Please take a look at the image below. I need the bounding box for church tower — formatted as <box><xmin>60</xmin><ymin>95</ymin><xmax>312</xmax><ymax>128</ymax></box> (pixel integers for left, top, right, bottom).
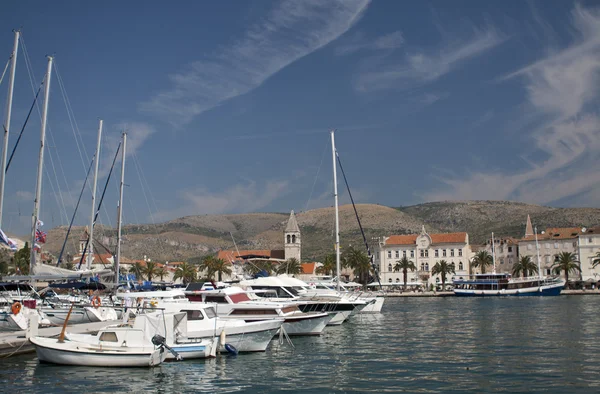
<box><xmin>284</xmin><ymin>210</ymin><xmax>301</xmax><ymax>262</ymax></box>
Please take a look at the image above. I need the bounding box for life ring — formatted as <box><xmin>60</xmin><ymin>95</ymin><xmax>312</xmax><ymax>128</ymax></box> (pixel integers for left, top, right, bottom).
<box><xmin>91</xmin><ymin>296</ymin><xmax>102</xmax><ymax>308</ymax></box>
<box><xmin>11</xmin><ymin>302</ymin><xmax>21</xmax><ymax>315</ymax></box>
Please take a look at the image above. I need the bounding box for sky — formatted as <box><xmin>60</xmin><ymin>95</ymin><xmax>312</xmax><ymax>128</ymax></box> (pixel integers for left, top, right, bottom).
<box><xmin>1</xmin><ymin>0</ymin><xmax>600</xmax><ymax>235</ymax></box>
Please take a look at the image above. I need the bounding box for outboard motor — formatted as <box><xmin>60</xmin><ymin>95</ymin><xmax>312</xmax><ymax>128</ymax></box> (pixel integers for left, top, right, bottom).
<box><xmin>151</xmin><ymin>334</ymin><xmax>183</xmax><ymax>361</ymax></box>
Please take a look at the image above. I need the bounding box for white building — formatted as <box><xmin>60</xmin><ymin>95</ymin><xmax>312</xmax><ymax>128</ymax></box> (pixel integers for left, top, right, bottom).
<box><xmin>483</xmin><ymin>236</ymin><xmax>519</xmax><ymax>274</ymax></box>
<box><xmin>374</xmin><ymin>226</ymin><xmax>471</xmax><ymax>289</ymax></box>
<box><xmin>573</xmin><ymin>228</ymin><xmax>600</xmax><ymax>282</ymax></box>
<box><xmin>519</xmin><ymin>226</ymin><xmax>581</xmax><ymax>278</ymax></box>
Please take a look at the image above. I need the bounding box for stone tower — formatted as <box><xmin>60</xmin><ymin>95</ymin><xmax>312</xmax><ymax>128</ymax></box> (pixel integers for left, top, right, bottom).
<box><xmin>525</xmin><ymin>215</ymin><xmax>534</xmax><ymax>237</ymax></box>
<box><xmin>284</xmin><ymin>210</ymin><xmax>301</xmax><ymax>262</ymax></box>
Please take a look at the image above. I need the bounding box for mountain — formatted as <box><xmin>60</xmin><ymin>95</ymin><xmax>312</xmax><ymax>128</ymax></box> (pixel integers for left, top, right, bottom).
<box><xmin>40</xmin><ymin>201</ymin><xmax>600</xmax><ymax>263</ymax></box>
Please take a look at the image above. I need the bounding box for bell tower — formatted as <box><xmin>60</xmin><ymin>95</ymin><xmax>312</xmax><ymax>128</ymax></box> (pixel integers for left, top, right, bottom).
<box><xmin>284</xmin><ymin>210</ymin><xmax>301</xmax><ymax>261</ymax></box>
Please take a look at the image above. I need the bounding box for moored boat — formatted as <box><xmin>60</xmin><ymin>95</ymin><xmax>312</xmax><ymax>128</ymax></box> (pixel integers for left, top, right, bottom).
<box><xmin>453</xmin><ymin>273</ymin><xmax>565</xmax><ymax>296</ymax></box>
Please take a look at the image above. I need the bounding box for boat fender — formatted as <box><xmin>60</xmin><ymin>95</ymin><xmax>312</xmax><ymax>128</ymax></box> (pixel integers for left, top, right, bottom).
<box><xmin>91</xmin><ymin>296</ymin><xmax>102</xmax><ymax>308</ymax></box>
<box><xmin>224</xmin><ymin>343</ymin><xmax>238</xmax><ymax>355</ymax></box>
<box><xmin>220</xmin><ymin>330</ymin><xmax>226</xmax><ymax>346</ymax></box>
<box><xmin>11</xmin><ymin>302</ymin><xmax>21</xmax><ymax>315</ymax></box>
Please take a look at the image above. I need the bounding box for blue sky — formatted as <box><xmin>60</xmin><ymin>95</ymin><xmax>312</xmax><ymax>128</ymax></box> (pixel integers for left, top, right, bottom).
<box><xmin>1</xmin><ymin>0</ymin><xmax>600</xmax><ymax>235</ymax></box>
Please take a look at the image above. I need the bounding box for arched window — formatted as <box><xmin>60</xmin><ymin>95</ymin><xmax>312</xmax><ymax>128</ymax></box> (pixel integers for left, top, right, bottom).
<box><xmin>388</xmin><ymin>278</ymin><xmax>392</xmax><ymax>283</ymax></box>
<box><xmin>425</xmin><ymin>263</ymin><xmax>429</xmax><ymax>271</ymax></box>
<box><xmin>292</xmin><ymin>234</ymin><xmax>296</xmax><ymax>243</ymax></box>
<box><xmin>396</xmin><ymin>278</ymin><xmax>400</xmax><ymax>283</ymax></box>
<box><xmin>388</xmin><ymin>264</ymin><xmax>392</xmax><ymax>272</ymax></box>
<box><xmin>459</xmin><ymin>262</ymin><xmax>463</xmax><ymax>270</ymax></box>
<box><xmin>287</xmin><ymin>234</ymin><xmax>291</xmax><ymax>244</ymax></box>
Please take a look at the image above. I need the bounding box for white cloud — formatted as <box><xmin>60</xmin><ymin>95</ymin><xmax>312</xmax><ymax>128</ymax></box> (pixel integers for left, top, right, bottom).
<box><xmin>354</xmin><ymin>27</ymin><xmax>504</xmax><ymax>92</ymax></box>
<box><xmin>101</xmin><ymin>122</ymin><xmax>156</xmax><ymax>178</ymax></box>
<box><xmin>141</xmin><ymin>0</ymin><xmax>370</xmax><ymax>126</ymax></box>
<box><xmin>335</xmin><ymin>31</ymin><xmax>404</xmax><ymax>55</ymax></box>
<box><xmin>423</xmin><ymin>5</ymin><xmax>600</xmax><ymax>207</ymax></box>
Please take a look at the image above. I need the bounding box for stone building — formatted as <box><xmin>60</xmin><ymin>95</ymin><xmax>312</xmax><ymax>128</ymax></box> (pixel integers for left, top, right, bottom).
<box><xmin>374</xmin><ymin>226</ymin><xmax>471</xmax><ymax>288</ymax></box>
<box><xmin>483</xmin><ymin>236</ymin><xmax>519</xmax><ymax>274</ymax></box>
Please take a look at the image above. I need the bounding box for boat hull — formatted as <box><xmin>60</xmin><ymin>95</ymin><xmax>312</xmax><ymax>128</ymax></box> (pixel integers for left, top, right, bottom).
<box><xmin>31</xmin><ymin>337</ymin><xmax>165</xmax><ymax>367</ymax></box>
<box><xmin>360</xmin><ymin>297</ymin><xmax>385</xmax><ymax>313</ymax></box>
<box><xmin>281</xmin><ymin>313</ymin><xmax>333</xmax><ymax>336</ymax></box>
<box><xmin>454</xmin><ymin>283</ymin><xmax>564</xmax><ymax>297</ymax></box>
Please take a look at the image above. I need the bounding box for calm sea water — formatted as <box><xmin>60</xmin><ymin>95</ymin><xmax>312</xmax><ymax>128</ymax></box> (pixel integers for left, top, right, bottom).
<box><xmin>1</xmin><ymin>296</ymin><xmax>599</xmax><ymax>393</ymax></box>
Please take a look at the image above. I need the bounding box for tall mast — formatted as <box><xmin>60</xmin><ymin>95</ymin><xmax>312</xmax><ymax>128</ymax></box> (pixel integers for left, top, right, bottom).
<box><xmin>491</xmin><ymin>232</ymin><xmax>496</xmax><ymax>274</ymax></box>
<box><xmin>30</xmin><ymin>56</ymin><xmax>53</xmax><ymax>273</ymax></box>
<box><xmin>115</xmin><ymin>132</ymin><xmax>126</xmax><ymax>285</ymax></box>
<box><xmin>86</xmin><ymin>119</ymin><xmax>102</xmax><ymax>269</ymax></box>
<box><xmin>331</xmin><ymin>130</ymin><xmax>341</xmax><ymax>292</ymax></box>
<box><xmin>534</xmin><ymin>226</ymin><xmax>542</xmax><ymax>279</ymax></box>
<box><xmin>0</xmin><ymin>30</ymin><xmax>20</xmax><ymax>227</ymax></box>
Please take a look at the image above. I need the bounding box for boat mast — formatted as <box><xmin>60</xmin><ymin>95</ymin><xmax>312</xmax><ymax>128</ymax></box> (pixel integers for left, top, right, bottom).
<box><xmin>534</xmin><ymin>226</ymin><xmax>542</xmax><ymax>279</ymax></box>
<box><xmin>491</xmin><ymin>232</ymin><xmax>496</xmax><ymax>274</ymax></box>
<box><xmin>331</xmin><ymin>130</ymin><xmax>341</xmax><ymax>292</ymax></box>
<box><xmin>0</xmin><ymin>30</ymin><xmax>20</xmax><ymax>227</ymax></box>
<box><xmin>115</xmin><ymin>131</ymin><xmax>126</xmax><ymax>286</ymax></box>
<box><xmin>30</xmin><ymin>56</ymin><xmax>53</xmax><ymax>274</ymax></box>
<box><xmin>86</xmin><ymin>119</ymin><xmax>102</xmax><ymax>270</ymax></box>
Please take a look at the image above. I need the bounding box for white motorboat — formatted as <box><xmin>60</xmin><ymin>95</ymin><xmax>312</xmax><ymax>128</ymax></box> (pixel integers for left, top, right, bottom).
<box><xmin>30</xmin><ymin>326</ymin><xmax>168</xmax><ymax>367</ymax></box>
<box><xmin>40</xmin><ymin>304</ymin><xmax>118</xmax><ymax>325</ymax></box>
<box><xmin>0</xmin><ymin>299</ymin><xmax>50</xmax><ymax>331</ymax></box>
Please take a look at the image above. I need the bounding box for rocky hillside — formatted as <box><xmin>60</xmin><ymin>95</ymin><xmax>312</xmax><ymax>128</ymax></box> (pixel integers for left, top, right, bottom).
<box><xmin>38</xmin><ymin>201</ymin><xmax>600</xmax><ymax>263</ymax></box>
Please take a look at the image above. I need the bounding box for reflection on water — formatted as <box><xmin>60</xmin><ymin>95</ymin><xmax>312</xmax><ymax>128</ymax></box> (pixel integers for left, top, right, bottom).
<box><xmin>1</xmin><ymin>296</ymin><xmax>599</xmax><ymax>393</ymax></box>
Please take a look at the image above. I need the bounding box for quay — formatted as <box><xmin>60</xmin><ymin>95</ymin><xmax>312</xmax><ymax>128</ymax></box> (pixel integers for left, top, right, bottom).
<box><xmin>384</xmin><ymin>289</ymin><xmax>600</xmax><ymax>297</ymax></box>
<box><xmin>0</xmin><ymin>320</ymin><xmax>119</xmax><ymax>358</ymax></box>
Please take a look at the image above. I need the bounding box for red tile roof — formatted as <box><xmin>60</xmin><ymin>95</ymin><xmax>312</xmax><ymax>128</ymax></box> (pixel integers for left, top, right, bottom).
<box><xmin>217</xmin><ymin>249</ymin><xmax>285</xmax><ymax>262</ymax></box>
<box><xmin>385</xmin><ymin>232</ymin><xmax>467</xmax><ymax>245</ymax></box>
<box><xmin>521</xmin><ymin>227</ymin><xmax>600</xmax><ymax>241</ymax></box>
<box><xmin>301</xmin><ymin>262</ymin><xmax>316</xmax><ymax>275</ymax></box>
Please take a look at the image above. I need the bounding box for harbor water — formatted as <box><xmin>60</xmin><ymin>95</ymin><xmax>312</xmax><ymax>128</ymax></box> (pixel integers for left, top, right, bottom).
<box><xmin>1</xmin><ymin>295</ymin><xmax>599</xmax><ymax>393</ymax></box>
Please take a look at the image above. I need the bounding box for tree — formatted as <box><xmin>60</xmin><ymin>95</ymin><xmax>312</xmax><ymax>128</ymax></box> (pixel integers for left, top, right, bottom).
<box><xmin>173</xmin><ymin>262</ymin><xmax>197</xmax><ymax>285</ymax></box>
<box><xmin>512</xmin><ymin>256</ymin><xmax>538</xmax><ymax>278</ymax></box>
<box><xmin>199</xmin><ymin>255</ymin><xmax>217</xmax><ymax>279</ymax></box>
<box><xmin>143</xmin><ymin>261</ymin><xmax>159</xmax><ymax>282</ymax></box>
<box><xmin>552</xmin><ymin>252</ymin><xmax>581</xmax><ymax>286</ymax></box>
<box><xmin>342</xmin><ymin>246</ymin><xmax>372</xmax><ymax>286</ymax></box>
<box><xmin>128</xmin><ymin>262</ymin><xmax>144</xmax><ymax>281</ymax></box>
<box><xmin>471</xmin><ymin>250</ymin><xmax>494</xmax><ymax>274</ymax></box>
<box><xmin>316</xmin><ymin>254</ymin><xmax>336</xmax><ymax>276</ymax></box>
<box><xmin>0</xmin><ymin>248</ymin><xmax>12</xmax><ymax>276</ymax></box>
<box><xmin>11</xmin><ymin>242</ymin><xmax>30</xmax><ymax>275</ymax></box>
<box><xmin>276</xmin><ymin>258</ymin><xmax>302</xmax><ymax>275</ymax></box>
<box><xmin>156</xmin><ymin>266</ymin><xmax>168</xmax><ymax>281</ymax></box>
<box><xmin>592</xmin><ymin>251</ymin><xmax>600</xmax><ymax>269</ymax></box>
<box><xmin>432</xmin><ymin>260</ymin><xmax>455</xmax><ymax>290</ymax></box>
<box><xmin>393</xmin><ymin>256</ymin><xmax>416</xmax><ymax>290</ymax></box>
<box><xmin>212</xmin><ymin>258</ymin><xmax>232</xmax><ymax>281</ymax></box>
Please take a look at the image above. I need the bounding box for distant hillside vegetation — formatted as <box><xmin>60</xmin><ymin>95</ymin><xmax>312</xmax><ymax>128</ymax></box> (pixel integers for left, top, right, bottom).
<box><xmin>40</xmin><ymin>201</ymin><xmax>600</xmax><ymax>263</ymax></box>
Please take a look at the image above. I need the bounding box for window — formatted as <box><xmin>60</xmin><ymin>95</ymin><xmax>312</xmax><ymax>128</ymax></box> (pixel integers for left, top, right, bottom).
<box><xmin>458</xmin><ymin>249</ymin><xmax>463</xmax><ymax>257</ymax></box>
<box><xmin>545</xmin><ymin>269</ymin><xmax>551</xmax><ymax>275</ymax></box>
<box><xmin>388</xmin><ymin>264</ymin><xmax>392</xmax><ymax>272</ymax></box>
<box><xmin>388</xmin><ymin>278</ymin><xmax>392</xmax><ymax>283</ymax></box>
<box><xmin>545</xmin><ymin>243</ymin><xmax>550</xmax><ymax>249</ymax></box>
<box><xmin>403</xmin><ymin>251</ymin><xmax>407</xmax><ymax>258</ymax></box>
<box><xmin>590</xmin><ymin>237</ymin><xmax>594</xmax><ymax>244</ymax></box>
<box><xmin>459</xmin><ymin>262</ymin><xmax>463</xmax><ymax>270</ymax></box>
<box><xmin>528</xmin><ymin>244</ymin><xmax>532</xmax><ymax>250</ymax></box>
<box><xmin>545</xmin><ymin>256</ymin><xmax>550</xmax><ymax>263</ymax></box>
<box><xmin>99</xmin><ymin>332</ymin><xmax>118</xmax><ymax>342</ymax></box>
<box><xmin>509</xmin><ymin>258</ymin><xmax>513</xmax><ymax>265</ymax></box>
<box><xmin>424</xmin><ymin>250</ymin><xmax>429</xmax><ymax>257</ymax></box>
<box><xmin>442</xmin><ymin>249</ymin><xmax>447</xmax><ymax>257</ymax></box>
<box><xmin>410</xmin><ymin>251</ymin><xmax>414</xmax><ymax>258</ymax></box>
<box><xmin>421</xmin><ymin>263</ymin><xmax>425</xmax><ymax>271</ymax></box>
<box><xmin>500</xmin><ymin>259</ymin><xmax>504</xmax><ymax>265</ymax></box>
<box><xmin>184</xmin><ymin>310</ymin><xmax>204</xmax><ymax>321</ymax></box>
<box><xmin>287</xmin><ymin>235</ymin><xmax>291</xmax><ymax>244</ymax></box>
<box><xmin>420</xmin><ymin>250</ymin><xmax>425</xmax><ymax>258</ymax></box>
<box><xmin>508</xmin><ymin>246</ymin><xmax>513</xmax><ymax>253</ymax></box>
<box><xmin>450</xmin><ymin>249</ymin><xmax>455</xmax><ymax>257</ymax></box>
<box><xmin>292</xmin><ymin>234</ymin><xmax>296</xmax><ymax>243</ymax></box>
<box><xmin>396</xmin><ymin>278</ymin><xmax>400</xmax><ymax>283</ymax></box>
<box><xmin>425</xmin><ymin>263</ymin><xmax>429</xmax><ymax>271</ymax></box>
<box><xmin>573</xmin><ymin>241</ymin><xmax>577</xmax><ymax>247</ymax></box>
<box><xmin>395</xmin><ymin>250</ymin><xmax>399</xmax><ymax>258</ymax></box>
<box><xmin>387</xmin><ymin>251</ymin><xmax>392</xmax><ymax>259</ymax></box>
<box><xmin>554</xmin><ymin>242</ymin><xmax>559</xmax><ymax>249</ymax></box>
<box><xmin>435</xmin><ymin>249</ymin><xmax>439</xmax><ymax>258</ymax></box>
<box><xmin>205</xmin><ymin>307</ymin><xmax>217</xmax><ymax>319</ymax></box>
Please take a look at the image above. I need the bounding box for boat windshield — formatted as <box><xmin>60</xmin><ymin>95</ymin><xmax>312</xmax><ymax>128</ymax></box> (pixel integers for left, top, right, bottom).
<box><xmin>204</xmin><ymin>307</ymin><xmax>217</xmax><ymax>319</ymax></box>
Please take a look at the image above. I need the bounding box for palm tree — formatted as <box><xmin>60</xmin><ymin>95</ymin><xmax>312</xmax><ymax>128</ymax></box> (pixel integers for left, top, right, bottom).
<box><xmin>276</xmin><ymin>258</ymin><xmax>302</xmax><ymax>275</ymax></box>
<box><xmin>143</xmin><ymin>261</ymin><xmax>159</xmax><ymax>282</ymax></box>
<box><xmin>173</xmin><ymin>262</ymin><xmax>197</xmax><ymax>285</ymax></box>
<box><xmin>431</xmin><ymin>260</ymin><xmax>455</xmax><ymax>290</ymax></box>
<box><xmin>512</xmin><ymin>256</ymin><xmax>538</xmax><ymax>278</ymax></box>
<box><xmin>471</xmin><ymin>250</ymin><xmax>494</xmax><ymax>274</ymax></box>
<box><xmin>393</xmin><ymin>256</ymin><xmax>416</xmax><ymax>290</ymax></box>
<box><xmin>342</xmin><ymin>246</ymin><xmax>372</xmax><ymax>286</ymax></box>
<box><xmin>156</xmin><ymin>266</ymin><xmax>168</xmax><ymax>281</ymax></box>
<box><xmin>128</xmin><ymin>262</ymin><xmax>144</xmax><ymax>280</ymax></box>
<box><xmin>199</xmin><ymin>255</ymin><xmax>217</xmax><ymax>279</ymax></box>
<box><xmin>552</xmin><ymin>252</ymin><xmax>581</xmax><ymax>286</ymax></box>
<box><xmin>212</xmin><ymin>258</ymin><xmax>232</xmax><ymax>281</ymax></box>
<box><xmin>316</xmin><ymin>253</ymin><xmax>336</xmax><ymax>276</ymax></box>
<box><xmin>592</xmin><ymin>251</ymin><xmax>600</xmax><ymax>269</ymax></box>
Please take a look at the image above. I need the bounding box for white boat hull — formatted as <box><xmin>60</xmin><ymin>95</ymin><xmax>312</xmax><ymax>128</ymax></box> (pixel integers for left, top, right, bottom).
<box><xmin>30</xmin><ymin>337</ymin><xmax>165</xmax><ymax>367</ymax></box>
<box><xmin>42</xmin><ymin>306</ymin><xmax>117</xmax><ymax>325</ymax></box>
<box><xmin>360</xmin><ymin>297</ymin><xmax>385</xmax><ymax>313</ymax></box>
<box><xmin>326</xmin><ymin>311</ymin><xmax>350</xmax><ymax>326</ymax></box>
<box><xmin>281</xmin><ymin>313</ymin><xmax>333</xmax><ymax>336</ymax></box>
